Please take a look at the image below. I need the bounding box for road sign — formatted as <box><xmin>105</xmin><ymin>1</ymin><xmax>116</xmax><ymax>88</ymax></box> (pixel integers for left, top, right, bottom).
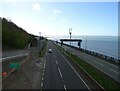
<box><xmin>9</xmin><ymin>63</ymin><xmax>20</xmax><ymax>69</ymax></box>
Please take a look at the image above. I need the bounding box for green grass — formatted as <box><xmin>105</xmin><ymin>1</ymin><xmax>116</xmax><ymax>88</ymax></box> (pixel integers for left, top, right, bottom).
<box><xmin>39</xmin><ymin>40</ymin><xmax>47</xmax><ymax>57</ymax></box>
<box><xmin>56</xmin><ymin>44</ymin><xmax>120</xmax><ymax>90</ymax></box>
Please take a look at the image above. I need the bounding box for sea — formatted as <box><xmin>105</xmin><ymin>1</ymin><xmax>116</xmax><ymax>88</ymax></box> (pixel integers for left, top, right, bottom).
<box><xmin>50</xmin><ymin>35</ymin><xmax>119</xmax><ymax>59</ymax></box>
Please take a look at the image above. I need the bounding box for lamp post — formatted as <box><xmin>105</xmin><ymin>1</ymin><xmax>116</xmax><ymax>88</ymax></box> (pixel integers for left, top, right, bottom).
<box><xmin>69</xmin><ymin>28</ymin><xmax>72</xmax><ymax>46</ymax></box>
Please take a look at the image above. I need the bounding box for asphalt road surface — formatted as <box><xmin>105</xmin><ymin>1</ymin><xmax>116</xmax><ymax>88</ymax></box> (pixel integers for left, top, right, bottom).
<box><xmin>57</xmin><ymin>43</ymin><xmax>120</xmax><ymax>82</ymax></box>
<box><xmin>1</xmin><ymin>50</ymin><xmax>28</xmax><ymax>62</ymax></box>
<box><xmin>42</xmin><ymin>41</ymin><xmax>90</xmax><ymax>90</ymax></box>
<box><xmin>2</xmin><ymin>47</ymin><xmax>45</xmax><ymax>89</ymax></box>
<box><xmin>2</xmin><ymin>41</ymin><xmax>102</xmax><ymax>90</ymax></box>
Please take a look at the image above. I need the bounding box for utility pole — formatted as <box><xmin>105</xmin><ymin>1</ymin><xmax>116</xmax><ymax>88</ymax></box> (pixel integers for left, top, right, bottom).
<box><xmin>69</xmin><ymin>28</ymin><xmax>72</xmax><ymax>46</ymax></box>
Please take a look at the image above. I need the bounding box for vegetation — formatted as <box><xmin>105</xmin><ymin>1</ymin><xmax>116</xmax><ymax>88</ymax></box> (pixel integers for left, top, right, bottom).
<box><xmin>39</xmin><ymin>39</ymin><xmax>47</xmax><ymax>57</ymax></box>
<box><xmin>56</xmin><ymin>44</ymin><xmax>120</xmax><ymax>90</ymax></box>
<box><xmin>2</xmin><ymin>18</ymin><xmax>37</xmax><ymax>49</ymax></box>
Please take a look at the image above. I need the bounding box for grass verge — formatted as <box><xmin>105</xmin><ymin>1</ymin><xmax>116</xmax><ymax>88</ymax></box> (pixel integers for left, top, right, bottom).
<box><xmin>39</xmin><ymin>40</ymin><xmax>47</xmax><ymax>57</ymax></box>
<box><xmin>56</xmin><ymin>44</ymin><xmax>120</xmax><ymax>90</ymax></box>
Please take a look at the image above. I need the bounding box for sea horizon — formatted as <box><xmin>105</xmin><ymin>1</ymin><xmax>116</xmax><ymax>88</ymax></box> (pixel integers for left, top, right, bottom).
<box><xmin>49</xmin><ymin>35</ymin><xmax>118</xmax><ymax>59</ymax></box>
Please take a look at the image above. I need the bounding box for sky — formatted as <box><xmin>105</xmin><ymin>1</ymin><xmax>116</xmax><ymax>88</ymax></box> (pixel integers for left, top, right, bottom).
<box><xmin>0</xmin><ymin>0</ymin><xmax>118</xmax><ymax>37</ymax></box>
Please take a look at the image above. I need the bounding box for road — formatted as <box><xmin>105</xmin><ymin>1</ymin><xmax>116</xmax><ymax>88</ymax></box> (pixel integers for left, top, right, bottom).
<box><xmin>2</xmin><ymin>47</ymin><xmax>45</xmax><ymax>89</ymax></box>
<box><xmin>2</xmin><ymin>41</ymin><xmax>102</xmax><ymax>90</ymax></box>
<box><xmin>57</xmin><ymin>43</ymin><xmax>120</xmax><ymax>82</ymax></box>
<box><xmin>42</xmin><ymin>41</ymin><xmax>96</xmax><ymax>90</ymax></box>
<box><xmin>1</xmin><ymin>50</ymin><xmax>28</xmax><ymax>62</ymax></box>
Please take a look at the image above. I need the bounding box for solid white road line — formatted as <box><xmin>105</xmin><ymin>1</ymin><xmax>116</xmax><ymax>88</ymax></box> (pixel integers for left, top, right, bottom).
<box><xmin>64</xmin><ymin>85</ymin><xmax>67</xmax><ymax>91</ymax></box>
<box><xmin>1</xmin><ymin>53</ymin><xmax>28</xmax><ymax>61</ymax></box>
<box><xmin>58</xmin><ymin>67</ymin><xmax>63</xmax><ymax>78</ymax></box>
<box><xmin>64</xmin><ymin>52</ymin><xmax>68</xmax><ymax>56</ymax></box>
<box><xmin>56</xmin><ymin>45</ymin><xmax>90</xmax><ymax>90</ymax></box>
<box><xmin>75</xmin><ymin>47</ymin><xmax>118</xmax><ymax>68</ymax></box>
<box><xmin>62</xmin><ymin>55</ymin><xmax>90</xmax><ymax>90</ymax></box>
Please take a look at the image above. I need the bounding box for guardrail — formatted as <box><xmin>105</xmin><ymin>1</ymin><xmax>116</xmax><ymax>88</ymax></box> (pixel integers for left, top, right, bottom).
<box><xmin>53</xmin><ymin>41</ymin><xmax>120</xmax><ymax>64</ymax></box>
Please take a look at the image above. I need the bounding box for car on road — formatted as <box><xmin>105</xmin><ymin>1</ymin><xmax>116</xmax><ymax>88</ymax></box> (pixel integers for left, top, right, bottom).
<box><xmin>48</xmin><ymin>49</ymin><xmax>52</xmax><ymax>53</ymax></box>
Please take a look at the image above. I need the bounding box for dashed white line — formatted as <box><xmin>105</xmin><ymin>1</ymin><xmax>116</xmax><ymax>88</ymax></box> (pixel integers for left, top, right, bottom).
<box><xmin>110</xmin><ymin>69</ymin><xmax>120</xmax><ymax>75</ymax></box>
<box><xmin>44</xmin><ymin>59</ymin><xmax>46</xmax><ymax>69</ymax></box>
<box><xmin>43</xmin><ymin>69</ymin><xmax>45</xmax><ymax>72</ymax></box>
<box><xmin>98</xmin><ymin>62</ymin><xmax>104</xmax><ymax>66</ymax></box>
<box><xmin>55</xmin><ymin>60</ymin><xmax>58</xmax><ymax>65</ymax></box>
<box><xmin>42</xmin><ymin>77</ymin><xmax>44</xmax><ymax>81</ymax></box>
<box><xmin>64</xmin><ymin>85</ymin><xmax>67</xmax><ymax>91</ymax></box>
<box><xmin>97</xmin><ymin>58</ymin><xmax>118</xmax><ymax>68</ymax></box>
<box><xmin>43</xmin><ymin>73</ymin><xmax>44</xmax><ymax>76</ymax></box>
<box><xmin>41</xmin><ymin>82</ymin><xmax>43</xmax><ymax>87</ymax></box>
<box><xmin>62</xmin><ymin>55</ymin><xmax>90</xmax><ymax>90</ymax></box>
<box><xmin>58</xmin><ymin>68</ymin><xmax>63</xmax><ymax>78</ymax></box>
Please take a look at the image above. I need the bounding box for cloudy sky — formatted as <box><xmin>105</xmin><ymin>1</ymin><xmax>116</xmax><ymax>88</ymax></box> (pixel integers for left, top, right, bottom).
<box><xmin>0</xmin><ymin>0</ymin><xmax>118</xmax><ymax>37</ymax></box>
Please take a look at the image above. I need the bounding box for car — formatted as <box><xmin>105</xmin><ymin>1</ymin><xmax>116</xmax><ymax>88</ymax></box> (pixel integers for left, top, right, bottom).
<box><xmin>48</xmin><ymin>49</ymin><xmax>52</xmax><ymax>53</ymax></box>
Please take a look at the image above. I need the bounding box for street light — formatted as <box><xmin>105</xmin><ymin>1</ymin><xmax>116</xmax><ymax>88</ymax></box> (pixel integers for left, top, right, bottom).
<box><xmin>69</xmin><ymin>28</ymin><xmax>72</xmax><ymax>45</ymax></box>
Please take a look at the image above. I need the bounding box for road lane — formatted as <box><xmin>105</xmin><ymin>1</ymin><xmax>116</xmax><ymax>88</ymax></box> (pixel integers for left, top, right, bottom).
<box><xmin>43</xmin><ymin>46</ymin><xmax>64</xmax><ymax>89</ymax></box>
<box><xmin>57</xmin><ymin>43</ymin><xmax>120</xmax><ymax>82</ymax></box>
<box><xmin>1</xmin><ymin>53</ymin><xmax>28</xmax><ymax>61</ymax></box>
<box><xmin>43</xmin><ymin>41</ymin><xmax>89</xmax><ymax>90</ymax></box>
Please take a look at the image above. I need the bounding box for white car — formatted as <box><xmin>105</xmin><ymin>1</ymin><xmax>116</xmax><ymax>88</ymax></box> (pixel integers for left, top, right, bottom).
<box><xmin>48</xmin><ymin>49</ymin><xmax>52</xmax><ymax>53</ymax></box>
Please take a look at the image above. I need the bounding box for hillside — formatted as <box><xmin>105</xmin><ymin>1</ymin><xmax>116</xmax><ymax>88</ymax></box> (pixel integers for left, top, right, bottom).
<box><xmin>2</xmin><ymin>18</ymin><xmax>37</xmax><ymax>50</ymax></box>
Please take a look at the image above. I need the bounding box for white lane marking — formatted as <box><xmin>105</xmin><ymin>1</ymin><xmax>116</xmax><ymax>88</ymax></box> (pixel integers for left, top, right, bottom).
<box><xmin>41</xmin><ymin>82</ymin><xmax>43</xmax><ymax>87</ymax></box>
<box><xmin>55</xmin><ymin>60</ymin><xmax>58</xmax><ymax>65</ymax></box>
<box><xmin>57</xmin><ymin>43</ymin><xmax>120</xmax><ymax>82</ymax></box>
<box><xmin>76</xmin><ymin>47</ymin><xmax>118</xmax><ymax>68</ymax></box>
<box><xmin>44</xmin><ymin>59</ymin><xmax>46</xmax><ymax>69</ymax></box>
<box><xmin>42</xmin><ymin>77</ymin><xmax>44</xmax><ymax>81</ymax></box>
<box><xmin>58</xmin><ymin>67</ymin><xmax>63</xmax><ymax>78</ymax></box>
<box><xmin>1</xmin><ymin>53</ymin><xmax>28</xmax><ymax>61</ymax></box>
<box><xmin>62</xmin><ymin>44</ymin><xmax>118</xmax><ymax>69</ymax></box>
<box><xmin>98</xmin><ymin>62</ymin><xmax>104</xmax><ymax>67</ymax></box>
<box><xmin>74</xmin><ymin>59</ymin><xmax>104</xmax><ymax>90</ymax></box>
<box><xmin>43</xmin><ymin>69</ymin><xmax>45</xmax><ymax>72</ymax></box>
<box><xmin>94</xmin><ymin>61</ymin><xmax>104</xmax><ymax>67</ymax></box>
<box><xmin>64</xmin><ymin>85</ymin><xmax>67</xmax><ymax>91</ymax></box>
<box><xmin>62</xmin><ymin>55</ymin><xmax>90</xmax><ymax>90</ymax></box>
<box><xmin>96</xmin><ymin>57</ymin><xmax>118</xmax><ymax>68</ymax></box>
<box><xmin>110</xmin><ymin>69</ymin><xmax>120</xmax><ymax>75</ymax></box>
<box><xmin>85</xmin><ymin>58</ymin><xmax>120</xmax><ymax>82</ymax></box>
<box><xmin>43</xmin><ymin>73</ymin><xmax>44</xmax><ymax>76</ymax></box>
<box><xmin>54</xmin><ymin>55</ymin><xmax>56</xmax><ymax>58</ymax></box>
<box><xmin>64</xmin><ymin>52</ymin><xmax>68</xmax><ymax>56</ymax></box>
